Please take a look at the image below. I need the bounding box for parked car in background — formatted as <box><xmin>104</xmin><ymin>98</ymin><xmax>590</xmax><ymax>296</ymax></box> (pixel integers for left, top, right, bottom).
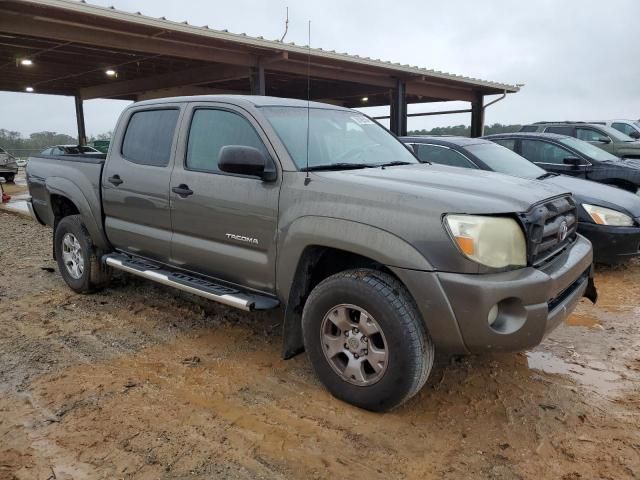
<box><xmin>40</xmin><ymin>145</ymin><xmax>104</xmax><ymax>156</ymax></box>
<box><xmin>26</xmin><ymin>95</ymin><xmax>596</xmax><ymax>411</ymax></box>
<box><xmin>0</xmin><ymin>146</ymin><xmax>19</xmax><ymax>183</ymax></box>
<box><xmin>402</xmin><ymin>136</ymin><xmax>640</xmax><ymax>264</ymax></box>
<box><xmin>520</xmin><ymin>122</ymin><xmax>640</xmax><ymax>159</ymax></box>
<box><xmin>591</xmin><ymin>120</ymin><xmax>640</xmax><ymax>139</ymax></box>
<box><xmin>483</xmin><ymin>132</ymin><xmax>640</xmax><ymax>195</ymax></box>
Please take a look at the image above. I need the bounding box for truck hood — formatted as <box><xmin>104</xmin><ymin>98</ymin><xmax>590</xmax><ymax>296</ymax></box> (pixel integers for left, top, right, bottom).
<box><xmin>545</xmin><ymin>174</ymin><xmax>640</xmax><ymax>218</ymax></box>
<box><xmin>316</xmin><ymin>163</ymin><xmax>570</xmax><ymax>214</ymax></box>
<box><xmin>602</xmin><ymin>157</ymin><xmax>640</xmax><ymax>170</ymax></box>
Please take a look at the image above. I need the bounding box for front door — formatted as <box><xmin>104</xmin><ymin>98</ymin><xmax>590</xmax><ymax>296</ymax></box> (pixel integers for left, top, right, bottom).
<box><xmin>576</xmin><ymin>126</ymin><xmax>615</xmax><ymax>154</ymax></box>
<box><xmin>169</xmin><ymin>103</ymin><xmax>280</xmax><ymax>293</ymax></box>
<box><xmin>102</xmin><ymin>106</ymin><xmax>182</xmax><ymax>261</ymax></box>
<box><xmin>519</xmin><ymin>139</ymin><xmax>589</xmax><ymax>177</ymax></box>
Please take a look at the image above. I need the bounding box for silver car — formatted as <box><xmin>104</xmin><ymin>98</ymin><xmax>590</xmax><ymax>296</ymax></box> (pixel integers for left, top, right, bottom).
<box><xmin>0</xmin><ymin>147</ymin><xmax>18</xmax><ymax>183</ymax></box>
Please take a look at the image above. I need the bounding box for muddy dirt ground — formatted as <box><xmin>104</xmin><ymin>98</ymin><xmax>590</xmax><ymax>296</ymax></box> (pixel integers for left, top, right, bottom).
<box><xmin>1</xmin><ymin>210</ymin><xmax>639</xmax><ymax>480</ymax></box>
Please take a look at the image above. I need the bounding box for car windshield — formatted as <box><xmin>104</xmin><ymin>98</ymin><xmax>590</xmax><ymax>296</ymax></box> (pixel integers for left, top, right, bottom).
<box><xmin>558</xmin><ymin>137</ymin><xmax>619</xmax><ymax>162</ymax></box>
<box><xmin>597</xmin><ymin>124</ymin><xmax>635</xmax><ymax>141</ymax></box>
<box><xmin>465</xmin><ymin>142</ymin><xmax>546</xmax><ymax>179</ymax></box>
<box><xmin>262</xmin><ymin>107</ymin><xmax>417</xmax><ymax>170</ymax></box>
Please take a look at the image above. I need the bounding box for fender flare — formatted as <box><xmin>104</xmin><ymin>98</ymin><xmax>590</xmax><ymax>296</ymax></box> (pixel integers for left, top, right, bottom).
<box><xmin>277</xmin><ymin>216</ymin><xmax>433</xmax><ymax>358</ymax></box>
<box><xmin>45</xmin><ymin>177</ymin><xmax>110</xmax><ymax>250</ymax></box>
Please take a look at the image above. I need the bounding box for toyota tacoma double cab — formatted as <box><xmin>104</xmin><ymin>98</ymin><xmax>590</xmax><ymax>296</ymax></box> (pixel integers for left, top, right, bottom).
<box><xmin>27</xmin><ymin>95</ymin><xmax>596</xmax><ymax>411</ymax></box>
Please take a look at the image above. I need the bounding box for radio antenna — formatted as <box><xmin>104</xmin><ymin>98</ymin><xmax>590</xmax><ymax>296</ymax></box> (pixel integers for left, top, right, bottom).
<box><xmin>304</xmin><ymin>19</ymin><xmax>311</xmax><ymax>185</ymax></box>
<box><xmin>279</xmin><ymin>7</ymin><xmax>289</xmax><ymax>42</ymax></box>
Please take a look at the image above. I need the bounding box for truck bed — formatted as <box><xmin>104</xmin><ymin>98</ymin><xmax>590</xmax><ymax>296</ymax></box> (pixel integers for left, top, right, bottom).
<box><xmin>26</xmin><ymin>153</ymin><xmax>109</xmax><ymax>250</ymax></box>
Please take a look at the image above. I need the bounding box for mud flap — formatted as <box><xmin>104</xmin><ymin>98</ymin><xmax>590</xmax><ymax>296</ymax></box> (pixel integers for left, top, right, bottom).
<box><xmin>584</xmin><ymin>266</ymin><xmax>598</xmax><ymax>304</ymax></box>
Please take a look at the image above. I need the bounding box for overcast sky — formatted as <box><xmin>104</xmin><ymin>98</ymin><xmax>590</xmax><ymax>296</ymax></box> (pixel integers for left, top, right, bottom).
<box><xmin>1</xmin><ymin>0</ymin><xmax>639</xmax><ymax>137</ymax></box>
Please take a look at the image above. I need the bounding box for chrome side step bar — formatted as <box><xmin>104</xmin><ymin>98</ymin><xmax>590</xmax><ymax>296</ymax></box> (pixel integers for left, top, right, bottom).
<box><xmin>103</xmin><ymin>253</ymin><xmax>279</xmax><ymax>312</ymax></box>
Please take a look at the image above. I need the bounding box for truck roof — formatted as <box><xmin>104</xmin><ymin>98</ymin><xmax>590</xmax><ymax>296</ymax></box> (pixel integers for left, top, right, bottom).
<box><xmin>131</xmin><ymin>94</ymin><xmax>352</xmax><ymax>111</ymax></box>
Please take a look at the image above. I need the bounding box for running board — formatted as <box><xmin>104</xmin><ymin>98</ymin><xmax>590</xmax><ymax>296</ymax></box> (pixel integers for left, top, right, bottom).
<box><xmin>103</xmin><ymin>253</ymin><xmax>279</xmax><ymax>312</ymax></box>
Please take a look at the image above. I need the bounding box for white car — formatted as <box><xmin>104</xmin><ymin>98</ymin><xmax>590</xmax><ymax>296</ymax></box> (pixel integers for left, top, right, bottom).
<box><xmin>592</xmin><ymin>120</ymin><xmax>640</xmax><ymax>140</ymax></box>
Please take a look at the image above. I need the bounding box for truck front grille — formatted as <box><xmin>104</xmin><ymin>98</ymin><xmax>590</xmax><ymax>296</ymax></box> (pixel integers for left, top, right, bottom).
<box><xmin>521</xmin><ymin>195</ymin><xmax>578</xmax><ymax>267</ymax></box>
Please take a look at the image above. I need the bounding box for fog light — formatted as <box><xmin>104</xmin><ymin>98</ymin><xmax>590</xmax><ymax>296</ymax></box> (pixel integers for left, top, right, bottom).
<box><xmin>487</xmin><ymin>304</ymin><xmax>499</xmax><ymax>326</ymax></box>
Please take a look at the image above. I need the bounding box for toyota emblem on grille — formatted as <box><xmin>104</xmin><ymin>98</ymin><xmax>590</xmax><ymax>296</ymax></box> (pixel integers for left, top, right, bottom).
<box><xmin>558</xmin><ymin>220</ymin><xmax>569</xmax><ymax>242</ymax></box>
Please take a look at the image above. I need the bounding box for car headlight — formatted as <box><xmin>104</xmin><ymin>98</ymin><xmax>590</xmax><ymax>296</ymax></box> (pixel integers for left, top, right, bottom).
<box><xmin>582</xmin><ymin>204</ymin><xmax>634</xmax><ymax>227</ymax></box>
<box><xmin>444</xmin><ymin>215</ymin><xmax>527</xmax><ymax>268</ymax></box>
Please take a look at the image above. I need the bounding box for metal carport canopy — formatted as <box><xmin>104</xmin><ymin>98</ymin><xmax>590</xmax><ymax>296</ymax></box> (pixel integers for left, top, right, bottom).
<box><xmin>0</xmin><ymin>0</ymin><xmax>520</xmax><ymax>139</ymax></box>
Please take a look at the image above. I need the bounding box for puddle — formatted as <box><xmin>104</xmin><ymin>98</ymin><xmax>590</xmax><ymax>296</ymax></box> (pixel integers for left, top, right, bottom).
<box><xmin>526</xmin><ymin>351</ymin><xmax>624</xmax><ymax>396</ymax></box>
<box><xmin>565</xmin><ymin>313</ymin><xmax>601</xmax><ymax>328</ymax></box>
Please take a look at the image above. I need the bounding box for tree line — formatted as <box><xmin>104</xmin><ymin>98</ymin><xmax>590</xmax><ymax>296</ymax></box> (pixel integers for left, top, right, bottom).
<box><xmin>0</xmin><ymin>129</ymin><xmax>112</xmax><ymax>156</ymax></box>
<box><xmin>408</xmin><ymin>123</ymin><xmax>522</xmax><ymax>136</ymax></box>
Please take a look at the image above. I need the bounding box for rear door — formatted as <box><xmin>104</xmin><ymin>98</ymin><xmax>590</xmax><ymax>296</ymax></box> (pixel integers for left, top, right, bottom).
<box><xmin>520</xmin><ymin>139</ymin><xmax>589</xmax><ymax>177</ymax></box>
<box><xmin>102</xmin><ymin>105</ymin><xmax>182</xmax><ymax>261</ymax></box>
<box><xmin>169</xmin><ymin>102</ymin><xmax>280</xmax><ymax>293</ymax></box>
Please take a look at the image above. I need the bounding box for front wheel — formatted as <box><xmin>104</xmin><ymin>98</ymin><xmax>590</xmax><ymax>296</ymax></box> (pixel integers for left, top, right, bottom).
<box><xmin>4</xmin><ymin>174</ymin><xmax>15</xmax><ymax>183</ymax></box>
<box><xmin>302</xmin><ymin>269</ymin><xmax>434</xmax><ymax>411</ymax></box>
<box><xmin>54</xmin><ymin>215</ymin><xmax>111</xmax><ymax>293</ymax></box>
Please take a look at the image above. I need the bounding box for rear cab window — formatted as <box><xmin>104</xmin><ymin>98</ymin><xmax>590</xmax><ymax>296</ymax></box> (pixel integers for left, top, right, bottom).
<box><xmin>122</xmin><ymin>109</ymin><xmax>180</xmax><ymax>167</ymax></box>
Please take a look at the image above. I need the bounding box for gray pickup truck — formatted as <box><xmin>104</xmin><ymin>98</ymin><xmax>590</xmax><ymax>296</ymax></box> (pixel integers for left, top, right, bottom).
<box><xmin>27</xmin><ymin>95</ymin><xmax>596</xmax><ymax>411</ymax></box>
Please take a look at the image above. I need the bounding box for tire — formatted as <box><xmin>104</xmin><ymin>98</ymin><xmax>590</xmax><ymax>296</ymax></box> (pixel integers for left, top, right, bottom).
<box><xmin>54</xmin><ymin>215</ymin><xmax>111</xmax><ymax>293</ymax></box>
<box><xmin>5</xmin><ymin>174</ymin><xmax>15</xmax><ymax>183</ymax></box>
<box><xmin>302</xmin><ymin>269</ymin><xmax>434</xmax><ymax>411</ymax></box>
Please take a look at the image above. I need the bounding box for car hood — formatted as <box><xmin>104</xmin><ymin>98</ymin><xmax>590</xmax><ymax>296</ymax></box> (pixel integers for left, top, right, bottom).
<box><xmin>545</xmin><ymin>174</ymin><xmax>640</xmax><ymax>218</ymax></box>
<box><xmin>602</xmin><ymin>157</ymin><xmax>640</xmax><ymax>169</ymax></box>
<box><xmin>316</xmin><ymin>163</ymin><xmax>570</xmax><ymax>214</ymax></box>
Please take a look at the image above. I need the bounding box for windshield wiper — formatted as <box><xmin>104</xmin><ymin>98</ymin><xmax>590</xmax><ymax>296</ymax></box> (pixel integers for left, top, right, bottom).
<box><xmin>537</xmin><ymin>172</ymin><xmax>559</xmax><ymax>180</ymax></box>
<box><xmin>303</xmin><ymin>163</ymin><xmax>376</xmax><ymax>172</ymax></box>
<box><xmin>376</xmin><ymin>161</ymin><xmax>415</xmax><ymax>168</ymax></box>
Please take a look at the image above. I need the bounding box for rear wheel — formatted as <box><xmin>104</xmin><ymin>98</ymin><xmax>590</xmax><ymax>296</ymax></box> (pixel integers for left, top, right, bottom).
<box><xmin>54</xmin><ymin>215</ymin><xmax>111</xmax><ymax>293</ymax></box>
<box><xmin>5</xmin><ymin>174</ymin><xmax>15</xmax><ymax>183</ymax></box>
<box><xmin>302</xmin><ymin>269</ymin><xmax>433</xmax><ymax>411</ymax></box>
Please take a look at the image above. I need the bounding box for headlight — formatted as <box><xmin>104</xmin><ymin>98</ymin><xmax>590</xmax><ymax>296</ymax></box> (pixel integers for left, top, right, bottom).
<box><xmin>582</xmin><ymin>204</ymin><xmax>634</xmax><ymax>227</ymax></box>
<box><xmin>444</xmin><ymin>215</ymin><xmax>527</xmax><ymax>268</ymax></box>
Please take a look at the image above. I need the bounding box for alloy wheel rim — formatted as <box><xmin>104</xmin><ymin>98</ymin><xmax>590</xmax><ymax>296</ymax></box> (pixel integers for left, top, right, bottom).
<box><xmin>320</xmin><ymin>304</ymin><xmax>388</xmax><ymax>386</ymax></box>
<box><xmin>61</xmin><ymin>233</ymin><xmax>84</xmax><ymax>279</ymax></box>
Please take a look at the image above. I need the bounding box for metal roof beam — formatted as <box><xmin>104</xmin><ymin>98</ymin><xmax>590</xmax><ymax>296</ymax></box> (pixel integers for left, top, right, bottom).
<box><xmin>0</xmin><ymin>12</ymin><xmax>259</xmax><ymax>67</ymax></box>
<box><xmin>79</xmin><ymin>64</ymin><xmax>250</xmax><ymax>100</ymax></box>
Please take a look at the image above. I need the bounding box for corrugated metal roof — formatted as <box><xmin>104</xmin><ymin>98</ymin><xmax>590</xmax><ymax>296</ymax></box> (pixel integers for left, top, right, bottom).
<box><xmin>27</xmin><ymin>0</ymin><xmax>520</xmax><ymax>93</ymax></box>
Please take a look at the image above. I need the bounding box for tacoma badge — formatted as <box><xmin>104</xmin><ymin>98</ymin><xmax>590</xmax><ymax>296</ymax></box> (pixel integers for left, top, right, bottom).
<box><xmin>226</xmin><ymin>233</ymin><xmax>259</xmax><ymax>245</ymax></box>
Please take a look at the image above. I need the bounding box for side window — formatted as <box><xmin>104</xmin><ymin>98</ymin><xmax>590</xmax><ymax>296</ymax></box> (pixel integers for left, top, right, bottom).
<box><xmin>576</xmin><ymin>127</ymin><xmax>608</xmax><ymax>142</ymax></box>
<box><xmin>612</xmin><ymin>122</ymin><xmax>634</xmax><ymax>136</ymax></box>
<box><xmin>521</xmin><ymin>140</ymin><xmax>571</xmax><ymax>164</ymax></box>
<box><xmin>186</xmin><ymin>109</ymin><xmax>271</xmax><ymax>174</ymax></box>
<box><xmin>122</xmin><ymin>109</ymin><xmax>179</xmax><ymax>167</ymax></box>
<box><xmin>544</xmin><ymin>126</ymin><xmax>574</xmax><ymax>136</ymax></box>
<box><xmin>415</xmin><ymin>144</ymin><xmax>476</xmax><ymax>168</ymax></box>
<box><xmin>520</xmin><ymin>125</ymin><xmax>539</xmax><ymax>133</ymax></box>
<box><xmin>493</xmin><ymin>139</ymin><xmax>516</xmax><ymax>151</ymax></box>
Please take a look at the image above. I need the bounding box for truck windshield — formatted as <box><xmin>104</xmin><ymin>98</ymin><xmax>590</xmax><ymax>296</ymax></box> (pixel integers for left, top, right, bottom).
<box><xmin>558</xmin><ymin>137</ymin><xmax>619</xmax><ymax>162</ymax></box>
<box><xmin>262</xmin><ymin>107</ymin><xmax>417</xmax><ymax>170</ymax></box>
<box><xmin>465</xmin><ymin>142</ymin><xmax>546</xmax><ymax>179</ymax></box>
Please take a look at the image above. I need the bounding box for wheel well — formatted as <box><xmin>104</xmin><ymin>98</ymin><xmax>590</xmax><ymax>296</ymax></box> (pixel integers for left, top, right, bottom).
<box><xmin>280</xmin><ymin>245</ymin><xmax>400</xmax><ymax>359</ymax></box>
<box><xmin>51</xmin><ymin>194</ymin><xmax>80</xmax><ymax>221</ymax></box>
<box><xmin>50</xmin><ymin>195</ymin><xmax>80</xmax><ymax>259</ymax></box>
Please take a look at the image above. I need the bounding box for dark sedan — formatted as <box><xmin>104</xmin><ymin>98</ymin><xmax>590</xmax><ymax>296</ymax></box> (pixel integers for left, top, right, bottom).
<box><xmin>484</xmin><ymin>132</ymin><xmax>640</xmax><ymax>195</ymax></box>
<box><xmin>401</xmin><ymin>135</ymin><xmax>640</xmax><ymax>264</ymax></box>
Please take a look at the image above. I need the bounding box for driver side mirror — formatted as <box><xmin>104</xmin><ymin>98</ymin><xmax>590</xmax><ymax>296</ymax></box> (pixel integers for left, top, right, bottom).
<box><xmin>563</xmin><ymin>156</ymin><xmax>585</xmax><ymax>167</ymax></box>
<box><xmin>597</xmin><ymin>137</ymin><xmax>611</xmax><ymax>144</ymax></box>
<box><xmin>218</xmin><ymin>145</ymin><xmax>276</xmax><ymax>181</ymax></box>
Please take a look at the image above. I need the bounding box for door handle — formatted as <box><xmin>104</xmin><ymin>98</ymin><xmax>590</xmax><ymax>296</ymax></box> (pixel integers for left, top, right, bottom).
<box><xmin>172</xmin><ymin>184</ymin><xmax>194</xmax><ymax>197</ymax></box>
<box><xmin>108</xmin><ymin>174</ymin><xmax>123</xmax><ymax>186</ymax></box>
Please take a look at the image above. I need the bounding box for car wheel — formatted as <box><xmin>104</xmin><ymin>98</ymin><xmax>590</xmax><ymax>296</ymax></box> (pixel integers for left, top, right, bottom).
<box><xmin>54</xmin><ymin>214</ymin><xmax>111</xmax><ymax>293</ymax></box>
<box><xmin>5</xmin><ymin>174</ymin><xmax>15</xmax><ymax>183</ymax></box>
<box><xmin>302</xmin><ymin>269</ymin><xmax>434</xmax><ymax>411</ymax></box>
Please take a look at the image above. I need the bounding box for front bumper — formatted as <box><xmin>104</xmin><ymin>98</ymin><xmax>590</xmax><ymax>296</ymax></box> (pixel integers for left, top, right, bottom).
<box><xmin>578</xmin><ymin>221</ymin><xmax>640</xmax><ymax>264</ymax></box>
<box><xmin>392</xmin><ymin>234</ymin><xmax>594</xmax><ymax>355</ymax></box>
